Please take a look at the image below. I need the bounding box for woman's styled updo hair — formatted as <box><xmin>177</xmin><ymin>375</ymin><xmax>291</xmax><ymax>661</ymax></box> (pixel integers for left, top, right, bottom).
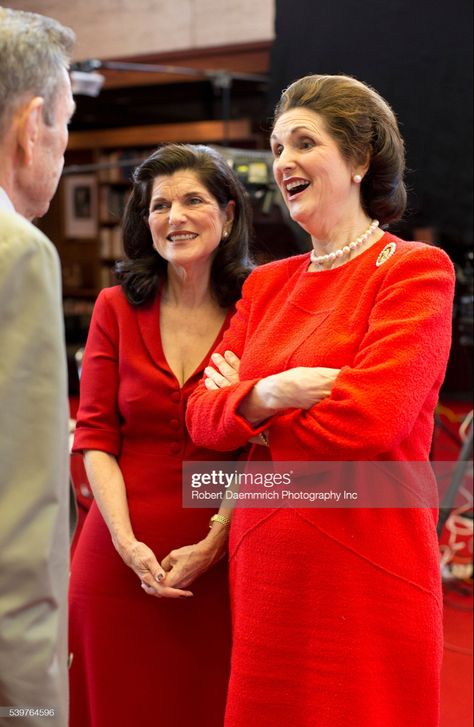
<box><xmin>273</xmin><ymin>74</ymin><xmax>407</xmax><ymax>225</ymax></box>
<box><xmin>116</xmin><ymin>143</ymin><xmax>253</xmax><ymax>307</ymax></box>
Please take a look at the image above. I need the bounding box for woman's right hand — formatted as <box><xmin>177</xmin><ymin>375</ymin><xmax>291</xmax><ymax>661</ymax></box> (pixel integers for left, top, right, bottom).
<box><xmin>255</xmin><ymin>366</ymin><xmax>340</xmax><ymax>410</ymax></box>
<box><xmin>116</xmin><ymin>538</ymin><xmax>193</xmax><ymax>599</ymax></box>
<box><xmin>239</xmin><ymin>367</ymin><xmax>341</xmax><ymax>424</ymax></box>
<box><xmin>257</xmin><ymin>366</ymin><xmax>340</xmax><ymax>410</ymax></box>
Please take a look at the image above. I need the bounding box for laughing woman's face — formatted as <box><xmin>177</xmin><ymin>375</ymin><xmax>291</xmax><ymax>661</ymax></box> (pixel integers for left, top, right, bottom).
<box><xmin>271</xmin><ymin>107</ymin><xmax>359</xmax><ymax>236</ymax></box>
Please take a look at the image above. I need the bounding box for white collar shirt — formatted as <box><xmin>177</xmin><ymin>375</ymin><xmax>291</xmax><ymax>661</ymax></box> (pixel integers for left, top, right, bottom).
<box><xmin>0</xmin><ymin>186</ymin><xmax>15</xmax><ymax>212</ymax></box>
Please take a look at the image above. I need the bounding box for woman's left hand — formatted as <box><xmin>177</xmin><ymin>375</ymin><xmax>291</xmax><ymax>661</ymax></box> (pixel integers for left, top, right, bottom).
<box><xmin>203</xmin><ymin>349</ymin><xmax>266</xmax><ymax>445</ymax></box>
<box><xmin>204</xmin><ymin>350</ymin><xmax>240</xmax><ymax>390</ymax></box>
<box><xmin>159</xmin><ymin>537</ymin><xmax>227</xmax><ymax>589</ymax></box>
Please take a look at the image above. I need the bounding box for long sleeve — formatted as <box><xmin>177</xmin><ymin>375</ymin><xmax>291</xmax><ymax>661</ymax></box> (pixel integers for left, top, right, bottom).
<box><xmin>0</xmin><ymin>212</ymin><xmax>69</xmax><ymax>725</ymax></box>
<box><xmin>73</xmin><ymin>289</ymin><xmax>121</xmax><ymax>455</ymax></box>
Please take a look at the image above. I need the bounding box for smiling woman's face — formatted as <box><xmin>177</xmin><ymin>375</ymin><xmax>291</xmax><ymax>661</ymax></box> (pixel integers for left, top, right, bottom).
<box><xmin>271</xmin><ymin>107</ymin><xmax>360</xmax><ymax>234</ymax></box>
<box><xmin>147</xmin><ymin>170</ymin><xmax>234</xmax><ymax>269</ymax></box>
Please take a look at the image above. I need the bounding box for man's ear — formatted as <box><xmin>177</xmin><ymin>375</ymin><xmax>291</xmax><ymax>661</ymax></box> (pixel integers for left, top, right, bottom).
<box><xmin>16</xmin><ymin>97</ymin><xmax>45</xmax><ymax>167</ymax></box>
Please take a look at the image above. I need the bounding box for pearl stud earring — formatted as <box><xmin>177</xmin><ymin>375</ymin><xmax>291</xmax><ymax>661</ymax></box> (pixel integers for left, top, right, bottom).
<box><xmin>353</xmin><ymin>174</ymin><xmax>363</xmax><ymax>184</ymax></box>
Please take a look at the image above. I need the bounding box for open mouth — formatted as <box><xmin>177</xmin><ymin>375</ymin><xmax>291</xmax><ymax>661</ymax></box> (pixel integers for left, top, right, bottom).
<box><xmin>167</xmin><ymin>232</ymin><xmax>198</xmax><ymax>242</ymax></box>
<box><xmin>285</xmin><ymin>179</ymin><xmax>310</xmax><ymax>199</ymax></box>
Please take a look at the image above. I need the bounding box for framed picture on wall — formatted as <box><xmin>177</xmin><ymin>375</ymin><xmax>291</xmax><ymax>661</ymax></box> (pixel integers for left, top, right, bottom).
<box><xmin>63</xmin><ymin>174</ymin><xmax>98</xmax><ymax>238</ymax></box>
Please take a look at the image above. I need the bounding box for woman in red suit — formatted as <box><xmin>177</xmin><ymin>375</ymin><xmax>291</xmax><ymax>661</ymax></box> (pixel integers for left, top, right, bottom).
<box><xmin>69</xmin><ymin>144</ymin><xmax>253</xmax><ymax>726</ymax></box>
<box><xmin>187</xmin><ymin>75</ymin><xmax>456</xmax><ymax>726</ymax></box>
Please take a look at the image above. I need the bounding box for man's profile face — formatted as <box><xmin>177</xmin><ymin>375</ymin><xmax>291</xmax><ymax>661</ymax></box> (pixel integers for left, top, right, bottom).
<box><xmin>27</xmin><ymin>68</ymin><xmax>76</xmax><ymax>219</ymax></box>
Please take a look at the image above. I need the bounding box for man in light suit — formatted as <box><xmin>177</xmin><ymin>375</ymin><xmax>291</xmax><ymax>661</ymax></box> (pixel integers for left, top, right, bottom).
<box><xmin>0</xmin><ymin>9</ymin><xmax>76</xmax><ymax>725</ymax></box>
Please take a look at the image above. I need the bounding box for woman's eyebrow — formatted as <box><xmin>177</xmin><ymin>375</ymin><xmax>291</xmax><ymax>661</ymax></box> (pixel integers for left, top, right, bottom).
<box><xmin>271</xmin><ymin>125</ymin><xmax>310</xmax><ymax>140</ymax></box>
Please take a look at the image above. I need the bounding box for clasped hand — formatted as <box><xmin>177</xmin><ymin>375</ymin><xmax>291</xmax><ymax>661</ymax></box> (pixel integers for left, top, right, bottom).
<box><xmin>118</xmin><ymin>538</ymin><xmax>194</xmax><ymax>599</ymax></box>
<box><xmin>161</xmin><ymin>538</ymin><xmax>225</xmax><ymax>589</ymax></box>
<box><xmin>121</xmin><ymin>536</ymin><xmax>226</xmax><ymax>598</ymax></box>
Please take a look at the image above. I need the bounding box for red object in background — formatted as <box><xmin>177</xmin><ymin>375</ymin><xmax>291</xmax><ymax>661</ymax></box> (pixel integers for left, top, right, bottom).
<box><xmin>432</xmin><ymin>401</ymin><xmax>472</xmax><ymax>461</ymax></box>
<box><xmin>434</xmin><ymin>401</ymin><xmax>473</xmax><ymax>727</ymax></box>
<box><xmin>441</xmin><ymin>582</ymin><xmax>473</xmax><ymax>727</ymax></box>
<box><xmin>439</xmin><ymin>509</ymin><xmax>473</xmax><ymax>579</ymax></box>
<box><xmin>434</xmin><ymin>401</ymin><xmax>473</xmax><ymax>581</ymax></box>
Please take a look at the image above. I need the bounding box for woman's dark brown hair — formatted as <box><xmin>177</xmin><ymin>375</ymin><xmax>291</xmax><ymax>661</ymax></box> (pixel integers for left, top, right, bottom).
<box><xmin>116</xmin><ymin>143</ymin><xmax>253</xmax><ymax>307</ymax></box>
<box><xmin>273</xmin><ymin>74</ymin><xmax>407</xmax><ymax>225</ymax></box>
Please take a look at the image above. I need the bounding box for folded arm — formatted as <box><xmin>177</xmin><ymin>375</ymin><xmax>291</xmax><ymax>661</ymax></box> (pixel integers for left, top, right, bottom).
<box><xmin>187</xmin><ymin>248</ymin><xmax>455</xmax><ymax>459</ymax></box>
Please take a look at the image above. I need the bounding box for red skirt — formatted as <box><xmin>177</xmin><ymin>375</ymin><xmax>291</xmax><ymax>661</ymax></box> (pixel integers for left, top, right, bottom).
<box><xmin>69</xmin><ymin>450</ymin><xmax>232</xmax><ymax>727</ymax></box>
<box><xmin>225</xmin><ymin>508</ymin><xmax>442</xmax><ymax>727</ymax></box>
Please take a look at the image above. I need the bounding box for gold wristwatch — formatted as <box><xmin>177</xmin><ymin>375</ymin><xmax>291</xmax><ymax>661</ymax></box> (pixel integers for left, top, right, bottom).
<box><xmin>209</xmin><ymin>514</ymin><xmax>231</xmax><ymax>528</ymax></box>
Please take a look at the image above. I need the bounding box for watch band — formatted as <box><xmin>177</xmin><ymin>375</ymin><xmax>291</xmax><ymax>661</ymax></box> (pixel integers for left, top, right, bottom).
<box><xmin>209</xmin><ymin>514</ymin><xmax>231</xmax><ymax>528</ymax></box>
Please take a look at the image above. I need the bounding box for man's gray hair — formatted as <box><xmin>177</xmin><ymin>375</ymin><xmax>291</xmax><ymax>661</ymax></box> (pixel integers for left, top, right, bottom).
<box><xmin>0</xmin><ymin>8</ymin><xmax>75</xmax><ymax>132</ymax></box>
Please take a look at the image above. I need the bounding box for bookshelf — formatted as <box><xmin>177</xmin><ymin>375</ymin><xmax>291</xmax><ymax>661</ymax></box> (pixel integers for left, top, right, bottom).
<box><xmin>96</xmin><ymin>150</ymin><xmax>138</xmax><ymax>288</ymax></box>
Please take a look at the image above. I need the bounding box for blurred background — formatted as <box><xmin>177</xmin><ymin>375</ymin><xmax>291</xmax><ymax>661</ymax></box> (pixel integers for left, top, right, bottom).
<box><xmin>4</xmin><ymin>3</ymin><xmax>472</xmax><ymax>723</ymax></box>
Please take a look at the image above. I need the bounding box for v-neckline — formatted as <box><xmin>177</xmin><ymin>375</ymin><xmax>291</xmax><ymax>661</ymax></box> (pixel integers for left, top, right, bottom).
<box><xmin>156</xmin><ymin>296</ymin><xmax>235</xmax><ymax>390</ymax></box>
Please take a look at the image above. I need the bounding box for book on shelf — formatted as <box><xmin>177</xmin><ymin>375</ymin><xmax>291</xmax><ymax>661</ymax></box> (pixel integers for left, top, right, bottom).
<box><xmin>99</xmin><ymin>226</ymin><xmax>113</xmax><ymax>258</ymax></box>
<box><xmin>100</xmin><ymin>265</ymin><xmax>114</xmax><ymax>289</ymax></box>
<box><xmin>98</xmin><ymin>185</ymin><xmax>130</xmax><ymax>224</ymax></box>
<box><xmin>63</xmin><ymin>298</ymin><xmax>95</xmax><ymax>316</ymax></box>
<box><xmin>111</xmin><ymin>225</ymin><xmax>123</xmax><ymax>258</ymax></box>
<box><xmin>98</xmin><ymin>225</ymin><xmax>123</xmax><ymax>259</ymax></box>
<box><xmin>97</xmin><ymin>149</ymin><xmax>153</xmax><ymax>184</ymax></box>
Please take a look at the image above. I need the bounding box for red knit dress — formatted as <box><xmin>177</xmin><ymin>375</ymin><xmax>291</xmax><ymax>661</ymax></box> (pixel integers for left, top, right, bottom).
<box><xmin>187</xmin><ymin>233</ymin><xmax>455</xmax><ymax>727</ymax></box>
<box><xmin>70</xmin><ymin>288</ymin><xmax>236</xmax><ymax>727</ymax></box>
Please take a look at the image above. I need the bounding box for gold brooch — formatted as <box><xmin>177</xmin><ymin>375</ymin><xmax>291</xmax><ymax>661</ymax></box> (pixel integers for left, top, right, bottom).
<box><xmin>376</xmin><ymin>242</ymin><xmax>397</xmax><ymax>267</ymax></box>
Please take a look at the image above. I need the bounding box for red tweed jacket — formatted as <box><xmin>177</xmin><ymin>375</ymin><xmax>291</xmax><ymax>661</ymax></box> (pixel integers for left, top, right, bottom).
<box><xmin>187</xmin><ymin>233</ymin><xmax>455</xmax><ymax>462</ymax></box>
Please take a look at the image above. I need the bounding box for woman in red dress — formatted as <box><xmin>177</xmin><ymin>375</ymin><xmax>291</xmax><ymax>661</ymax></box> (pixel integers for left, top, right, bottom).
<box><xmin>69</xmin><ymin>144</ymin><xmax>252</xmax><ymax>727</ymax></box>
<box><xmin>187</xmin><ymin>75</ymin><xmax>455</xmax><ymax>726</ymax></box>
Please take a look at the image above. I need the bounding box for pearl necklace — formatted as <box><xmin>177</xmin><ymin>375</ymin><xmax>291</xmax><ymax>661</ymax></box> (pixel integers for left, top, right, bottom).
<box><xmin>310</xmin><ymin>219</ymin><xmax>380</xmax><ymax>267</ymax></box>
